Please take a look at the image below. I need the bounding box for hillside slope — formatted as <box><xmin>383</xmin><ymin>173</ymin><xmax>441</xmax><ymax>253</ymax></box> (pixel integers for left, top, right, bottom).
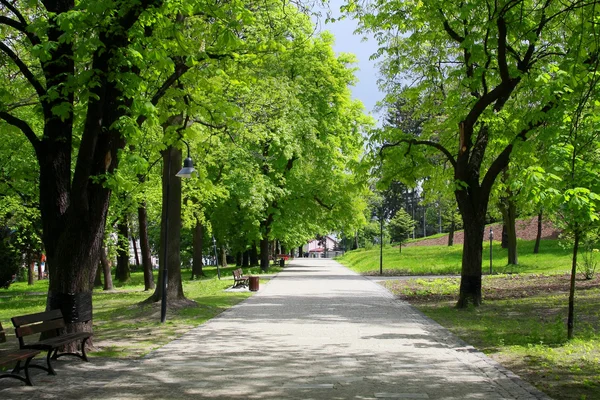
<box><xmin>405</xmin><ymin>217</ymin><xmax>560</xmax><ymax>247</ymax></box>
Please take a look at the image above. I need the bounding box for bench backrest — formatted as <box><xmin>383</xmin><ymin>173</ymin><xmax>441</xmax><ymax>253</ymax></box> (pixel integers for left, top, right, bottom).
<box><xmin>232</xmin><ymin>268</ymin><xmax>243</xmax><ymax>279</ymax></box>
<box><xmin>12</xmin><ymin>309</ymin><xmax>65</xmax><ymax>346</ymax></box>
<box><xmin>0</xmin><ymin>321</ymin><xmax>6</xmax><ymax>344</ymax></box>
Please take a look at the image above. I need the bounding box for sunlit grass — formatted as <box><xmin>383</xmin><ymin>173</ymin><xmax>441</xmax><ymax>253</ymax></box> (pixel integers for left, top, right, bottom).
<box><xmin>338</xmin><ymin>239</ymin><xmax>572</xmax><ymax>275</ymax></box>
<box><xmin>0</xmin><ymin>265</ymin><xmax>276</xmax><ymax>359</ymax></box>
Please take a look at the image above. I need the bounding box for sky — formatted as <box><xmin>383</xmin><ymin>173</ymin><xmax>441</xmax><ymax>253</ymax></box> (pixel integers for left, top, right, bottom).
<box><xmin>314</xmin><ymin>1</ymin><xmax>384</xmax><ymax>122</ymax></box>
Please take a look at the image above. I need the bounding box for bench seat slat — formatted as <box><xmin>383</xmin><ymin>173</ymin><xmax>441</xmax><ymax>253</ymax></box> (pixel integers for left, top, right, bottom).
<box><xmin>21</xmin><ymin>332</ymin><xmax>92</xmax><ymax>350</ymax></box>
<box><xmin>0</xmin><ymin>349</ymin><xmax>40</xmax><ymax>366</ymax></box>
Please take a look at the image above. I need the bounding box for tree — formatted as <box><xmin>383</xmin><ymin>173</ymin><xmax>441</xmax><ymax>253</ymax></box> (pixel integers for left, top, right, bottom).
<box><xmin>350</xmin><ymin>0</ymin><xmax>600</xmax><ymax>307</ymax></box>
<box><xmin>388</xmin><ymin>209</ymin><xmax>415</xmax><ymax>252</ymax></box>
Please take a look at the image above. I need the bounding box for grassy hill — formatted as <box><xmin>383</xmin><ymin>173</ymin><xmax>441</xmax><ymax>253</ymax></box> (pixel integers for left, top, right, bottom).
<box><xmin>338</xmin><ymin>238</ymin><xmax>572</xmax><ymax>276</ymax></box>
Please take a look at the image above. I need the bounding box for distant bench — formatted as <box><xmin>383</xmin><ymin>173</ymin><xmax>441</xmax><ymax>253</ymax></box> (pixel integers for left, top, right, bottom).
<box><xmin>12</xmin><ymin>309</ymin><xmax>92</xmax><ymax>375</ymax></box>
<box><xmin>0</xmin><ymin>321</ymin><xmax>40</xmax><ymax>386</ymax></box>
<box><xmin>232</xmin><ymin>268</ymin><xmax>249</xmax><ymax>288</ymax></box>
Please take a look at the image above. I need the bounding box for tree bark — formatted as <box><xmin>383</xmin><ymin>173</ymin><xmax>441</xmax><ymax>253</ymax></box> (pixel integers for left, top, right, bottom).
<box><xmin>456</xmin><ymin>216</ymin><xmax>485</xmax><ymax>308</ymax></box>
<box><xmin>500</xmin><ymin>196</ymin><xmax>518</xmax><ymax>265</ymax></box>
<box><xmin>220</xmin><ymin>246</ymin><xmax>227</xmax><ymax>268</ymax></box>
<box><xmin>448</xmin><ymin>220</ymin><xmax>455</xmax><ymax>246</ymax></box>
<box><xmin>131</xmin><ymin>231</ymin><xmax>140</xmax><ymax>268</ymax></box>
<box><xmin>242</xmin><ymin>250</ymin><xmax>249</xmax><ymax>267</ymax></box>
<box><xmin>27</xmin><ymin>253</ymin><xmax>35</xmax><ymax>285</ymax></box>
<box><xmin>236</xmin><ymin>251</ymin><xmax>242</xmax><ymax>266</ymax></box>
<box><xmin>94</xmin><ymin>261</ymin><xmax>102</xmax><ymax>288</ymax></box>
<box><xmin>298</xmin><ymin>245</ymin><xmax>303</xmax><ymax>257</ymax></box>
<box><xmin>260</xmin><ymin>237</ymin><xmax>270</xmax><ymax>271</ymax></box>
<box><xmin>100</xmin><ymin>243</ymin><xmax>113</xmax><ymax>291</ymax></box>
<box><xmin>191</xmin><ymin>220</ymin><xmax>204</xmax><ymax>279</ymax></box>
<box><xmin>138</xmin><ymin>204</ymin><xmax>155</xmax><ymax>290</ymax></box>
<box><xmin>250</xmin><ymin>242</ymin><xmax>259</xmax><ymax>266</ymax></box>
<box><xmin>568</xmin><ymin>230</ymin><xmax>580</xmax><ymax>340</ymax></box>
<box><xmin>533</xmin><ymin>210</ymin><xmax>543</xmax><ymax>254</ymax></box>
<box><xmin>501</xmin><ymin>224</ymin><xmax>508</xmax><ymax>248</ymax></box>
<box><xmin>146</xmin><ymin>145</ymin><xmax>187</xmax><ymax>305</ymax></box>
<box><xmin>115</xmin><ymin>216</ymin><xmax>130</xmax><ymax>282</ymax></box>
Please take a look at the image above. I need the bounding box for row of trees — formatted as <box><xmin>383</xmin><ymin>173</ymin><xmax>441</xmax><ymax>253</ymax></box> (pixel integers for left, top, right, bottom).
<box><xmin>349</xmin><ymin>0</ymin><xmax>600</xmax><ymax>338</ymax></box>
<box><xmin>0</xmin><ymin>0</ymin><xmax>370</xmax><ymax>334</ymax></box>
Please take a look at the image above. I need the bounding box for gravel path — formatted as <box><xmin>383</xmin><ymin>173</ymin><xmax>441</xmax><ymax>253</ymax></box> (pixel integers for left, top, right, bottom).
<box><xmin>1</xmin><ymin>258</ymin><xmax>551</xmax><ymax>399</ymax></box>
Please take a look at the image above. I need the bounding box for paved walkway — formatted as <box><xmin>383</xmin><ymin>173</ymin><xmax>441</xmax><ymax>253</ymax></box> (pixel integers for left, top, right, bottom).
<box><xmin>1</xmin><ymin>259</ymin><xmax>550</xmax><ymax>399</ymax></box>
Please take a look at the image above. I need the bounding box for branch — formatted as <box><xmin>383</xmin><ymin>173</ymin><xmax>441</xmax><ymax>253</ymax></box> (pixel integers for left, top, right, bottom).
<box><xmin>0</xmin><ymin>13</ymin><xmax>40</xmax><ymax>46</ymax></box>
<box><xmin>497</xmin><ymin>16</ymin><xmax>511</xmax><ymax>82</ymax></box>
<box><xmin>381</xmin><ymin>138</ymin><xmax>457</xmax><ymax>169</ymax></box>
<box><xmin>0</xmin><ymin>111</ymin><xmax>40</xmax><ymax>149</ymax></box>
<box><xmin>314</xmin><ymin>196</ymin><xmax>333</xmax><ymax>211</ymax></box>
<box><xmin>136</xmin><ymin>62</ymin><xmax>190</xmax><ymax>127</ymax></box>
<box><xmin>440</xmin><ymin>10</ymin><xmax>464</xmax><ymax>43</ymax></box>
<box><xmin>0</xmin><ymin>42</ymin><xmax>46</xmax><ymax>99</ymax></box>
<box><xmin>481</xmin><ymin>101</ymin><xmax>555</xmax><ymax>195</ymax></box>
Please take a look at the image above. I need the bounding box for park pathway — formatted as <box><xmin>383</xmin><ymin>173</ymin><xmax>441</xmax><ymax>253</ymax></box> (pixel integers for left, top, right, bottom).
<box><xmin>1</xmin><ymin>258</ymin><xmax>550</xmax><ymax>399</ymax></box>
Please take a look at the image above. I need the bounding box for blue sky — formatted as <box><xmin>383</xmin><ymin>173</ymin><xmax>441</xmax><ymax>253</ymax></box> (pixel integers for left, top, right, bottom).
<box><xmin>314</xmin><ymin>1</ymin><xmax>384</xmax><ymax>122</ymax></box>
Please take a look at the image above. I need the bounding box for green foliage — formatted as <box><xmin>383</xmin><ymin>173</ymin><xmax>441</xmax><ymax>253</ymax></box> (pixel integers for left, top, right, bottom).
<box><xmin>388</xmin><ymin>208</ymin><xmax>415</xmax><ymax>246</ymax></box>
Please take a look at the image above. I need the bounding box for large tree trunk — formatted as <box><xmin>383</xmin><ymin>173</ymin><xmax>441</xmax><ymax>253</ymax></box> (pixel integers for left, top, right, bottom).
<box><xmin>260</xmin><ymin>237</ymin><xmax>270</xmax><ymax>271</ymax></box>
<box><xmin>94</xmin><ymin>262</ymin><xmax>102</xmax><ymax>288</ymax></box>
<box><xmin>115</xmin><ymin>216</ymin><xmax>130</xmax><ymax>282</ymax></box>
<box><xmin>568</xmin><ymin>230</ymin><xmax>580</xmax><ymax>340</ymax></box>
<box><xmin>191</xmin><ymin>220</ymin><xmax>204</xmax><ymax>279</ymax></box>
<box><xmin>250</xmin><ymin>243</ymin><xmax>259</xmax><ymax>266</ymax></box>
<box><xmin>146</xmin><ymin>145</ymin><xmax>187</xmax><ymax>307</ymax></box>
<box><xmin>533</xmin><ymin>210</ymin><xmax>543</xmax><ymax>254</ymax></box>
<box><xmin>298</xmin><ymin>245</ymin><xmax>303</xmax><ymax>257</ymax></box>
<box><xmin>100</xmin><ymin>243</ymin><xmax>113</xmax><ymax>291</ymax></box>
<box><xmin>242</xmin><ymin>250</ymin><xmax>249</xmax><ymax>267</ymax></box>
<box><xmin>456</xmin><ymin>214</ymin><xmax>485</xmax><ymax>308</ymax></box>
<box><xmin>259</xmin><ymin>217</ymin><xmax>273</xmax><ymax>271</ymax></box>
<box><xmin>236</xmin><ymin>251</ymin><xmax>242</xmax><ymax>266</ymax></box>
<box><xmin>138</xmin><ymin>204</ymin><xmax>155</xmax><ymax>290</ymax></box>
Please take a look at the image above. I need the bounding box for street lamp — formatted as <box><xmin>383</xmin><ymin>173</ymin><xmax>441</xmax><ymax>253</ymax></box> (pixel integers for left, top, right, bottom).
<box><xmin>212</xmin><ymin>235</ymin><xmax>220</xmax><ymax>280</ymax></box>
<box><xmin>489</xmin><ymin>227</ymin><xmax>494</xmax><ymax>275</ymax></box>
<box><xmin>161</xmin><ymin>142</ymin><xmax>195</xmax><ymax>324</ymax></box>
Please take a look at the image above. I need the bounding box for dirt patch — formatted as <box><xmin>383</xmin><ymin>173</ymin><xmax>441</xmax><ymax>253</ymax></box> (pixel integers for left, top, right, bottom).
<box><xmin>404</xmin><ymin>216</ymin><xmax>560</xmax><ymax>247</ymax></box>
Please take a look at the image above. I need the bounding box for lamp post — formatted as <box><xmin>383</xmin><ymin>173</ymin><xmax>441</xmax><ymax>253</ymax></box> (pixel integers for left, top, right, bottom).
<box><xmin>212</xmin><ymin>235</ymin><xmax>220</xmax><ymax>280</ymax></box>
<box><xmin>379</xmin><ymin>209</ymin><xmax>384</xmax><ymax>276</ymax></box>
<box><xmin>161</xmin><ymin>143</ymin><xmax>195</xmax><ymax>324</ymax></box>
<box><xmin>489</xmin><ymin>227</ymin><xmax>493</xmax><ymax>275</ymax></box>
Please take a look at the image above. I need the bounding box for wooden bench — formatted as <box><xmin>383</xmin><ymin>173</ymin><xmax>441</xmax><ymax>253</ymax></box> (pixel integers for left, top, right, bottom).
<box><xmin>12</xmin><ymin>309</ymin><xmax>92</xmax><ymax>375</ymax></box>
<box><xmin>0</xmin><ymin>321</ymin><xmax>40</xmax><ymax>386</ymax></box>
<box><xmin>232</xmin><ymin>268</ymin><xmax>249</xmax><ymax>288</ymax></box>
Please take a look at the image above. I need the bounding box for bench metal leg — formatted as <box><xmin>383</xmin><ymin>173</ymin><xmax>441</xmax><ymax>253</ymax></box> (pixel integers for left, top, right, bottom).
<box><xmin>1</xmin><ymin>357</ymin><xmax>35</xmax><ymax>385</ymax></box>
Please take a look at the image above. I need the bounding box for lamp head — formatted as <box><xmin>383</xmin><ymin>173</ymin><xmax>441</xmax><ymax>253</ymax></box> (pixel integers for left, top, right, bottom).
<box><xmin>176</xmin><ymin>157</ymin><xmax>196</xmax><ymax>178</ymax></box>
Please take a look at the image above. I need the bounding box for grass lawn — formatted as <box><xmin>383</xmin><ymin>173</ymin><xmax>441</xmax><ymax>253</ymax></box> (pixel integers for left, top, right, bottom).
<box><xmin>382</xmin><ymin>273</ymin><xmax>600</xmax><ymax>400</ymax></box>
<box><xmin>338</xmin><ymin>238</ymin><xmax>573</xmax><ymax>275</ymax></box>
<box><xmin>0</xmin><ymin>265</ymin><xmax>278</xmax><ymax>359</ymax></box>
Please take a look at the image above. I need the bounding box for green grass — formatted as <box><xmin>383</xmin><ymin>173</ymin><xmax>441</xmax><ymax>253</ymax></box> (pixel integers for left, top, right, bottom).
<box><xmin>338</xmin><ymin>239</ymin><xmax>573</xmax><ymax>275</ymax></box>
<box><xmin>382</xmin><ymin>274</ymin><xmax>600</xmax><ymax>400</ymax></box>
<box><xmin>0</xmin><ymin>265</ymin><xmax>277</xmax><ymax>359</ymax></box>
